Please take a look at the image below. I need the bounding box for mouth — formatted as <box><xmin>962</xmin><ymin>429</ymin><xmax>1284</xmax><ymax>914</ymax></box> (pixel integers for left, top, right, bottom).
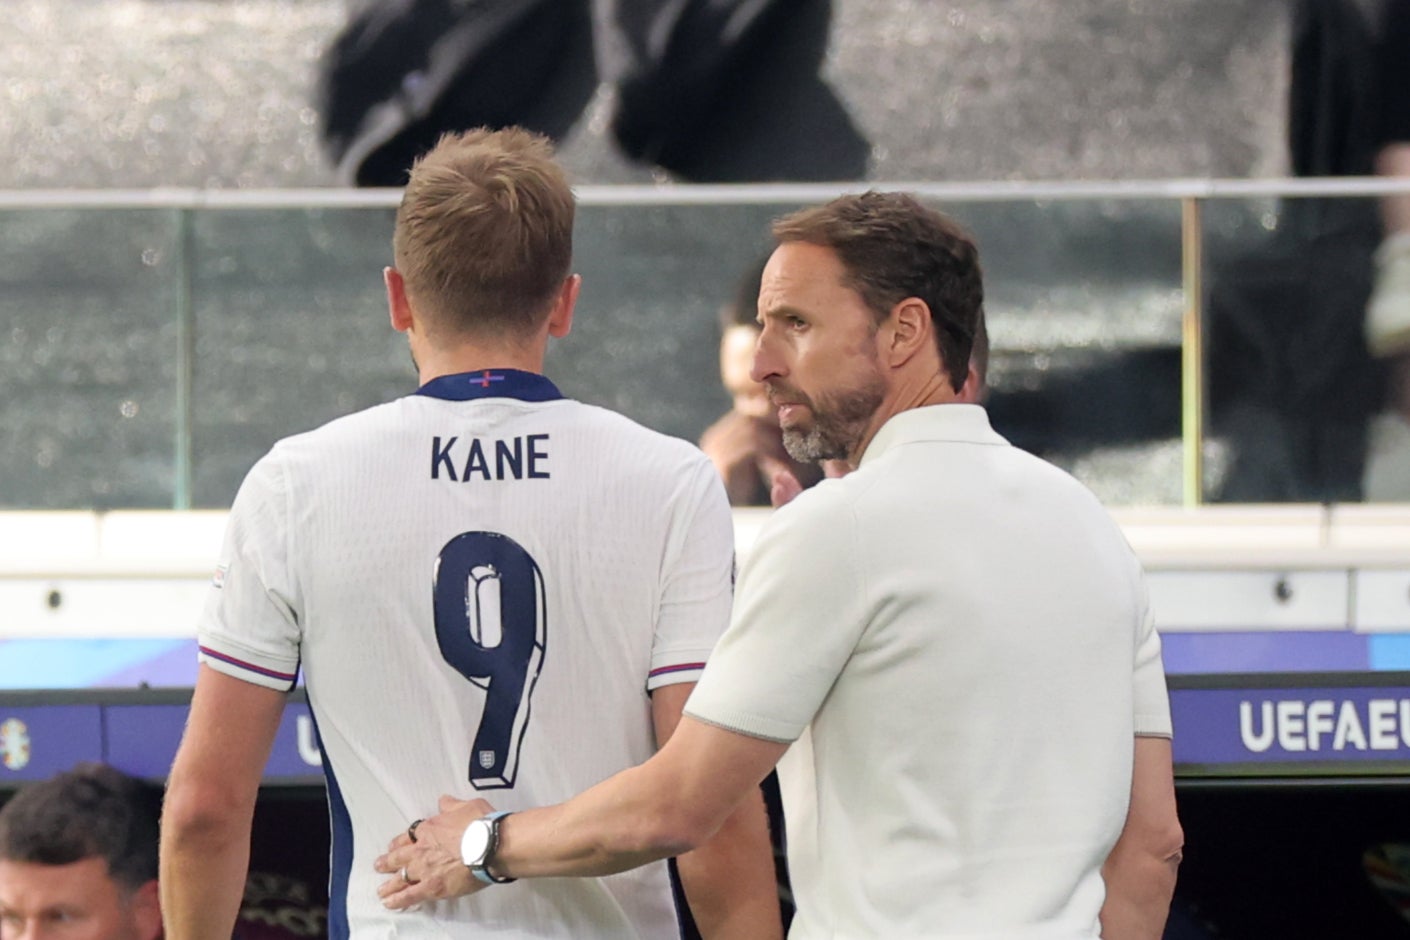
<box><xmin>774</xmin><ymin>402</ymin><xmax>808</xmax><ymax>427</ymax></box>
<box><xmin>766</xmin><ymin>384</ymin><xmax>809</xmax><ymax>426</ymax></box>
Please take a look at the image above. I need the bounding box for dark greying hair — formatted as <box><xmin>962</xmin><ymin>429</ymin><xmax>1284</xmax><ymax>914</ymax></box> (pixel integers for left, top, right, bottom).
<box><xmin>771</xmin><ymin>191</ymin><xmax>984</xmax><ymax>392</ymax></box>
<box><xmin>0</xmin><ymin>763</ymin><xmax>160</xmax><ymax>891</ymax></box>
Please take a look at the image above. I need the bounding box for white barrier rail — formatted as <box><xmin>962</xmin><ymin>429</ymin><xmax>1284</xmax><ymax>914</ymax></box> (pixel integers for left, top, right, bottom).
<box><xmin>1</xmin><ymin>507</ymin><xmax>1407</xmax><ymax>639</ymax></box>
<box><xmin>4</xmin><ymin>176</ymin><xmax>1410</xmax><ymax>209</ymax></box>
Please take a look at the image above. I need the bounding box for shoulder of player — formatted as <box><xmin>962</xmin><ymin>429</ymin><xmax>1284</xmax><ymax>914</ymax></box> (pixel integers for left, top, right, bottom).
<box><xmin>566</xmin><ymin>401</ymin><xmax>715</xmax><ymax>464</ymax></box>
<box><xmin>268</xmin><ymin>398</ymin><xmax>407</xmax><ymax>454</ymax></box>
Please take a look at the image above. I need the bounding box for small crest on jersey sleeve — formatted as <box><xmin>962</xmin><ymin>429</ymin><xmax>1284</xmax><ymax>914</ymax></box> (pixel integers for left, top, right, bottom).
<box><xmin>478</xmin><ymin>749</ymin><xmax>497</xmax><ymax>770</ymax></box>
<box><xmin>212</xmin><ymin>564</ymin><xmax>229</xmax><ymax>589</ymax></box>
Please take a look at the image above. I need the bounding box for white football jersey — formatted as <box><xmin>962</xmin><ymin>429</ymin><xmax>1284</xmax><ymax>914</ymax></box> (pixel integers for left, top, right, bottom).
<box><xmin>199</xmin><ymin>370</ymin><xmax>735</xmax><ymax>939</ymax></box>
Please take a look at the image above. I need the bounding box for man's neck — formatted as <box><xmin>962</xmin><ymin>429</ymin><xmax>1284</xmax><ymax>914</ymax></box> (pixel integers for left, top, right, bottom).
<box><xmin>847</xmin><ymin>372</ymin><xmax>958</xmax><ymax>465</ymax></box>
<box><xmin>415</xmin><ymin>344</ymin><xmax>547</xmax><ymax>387</ymax></box>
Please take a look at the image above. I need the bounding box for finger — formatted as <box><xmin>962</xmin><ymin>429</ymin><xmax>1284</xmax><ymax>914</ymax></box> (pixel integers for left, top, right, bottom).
<box><xmin>374</xmin><ymin>844</ymin><xmax>414</xmax><ymax>875</ymax></box>
<box><xmin>769</xmin><ymin>468</ymin><xmax>803</xmax><ymax>507</ymax></box>
<box><xmin>376</xmin><ymin>862</ymin><xmax>432</xmax><ymax>908</ymax></box>
<box><xmin>384</xmin><ymin>831</ymin><xmax>413</xmax><ymax>854</ymax></box>
<box><xmin>379</xmin><ymin>875</ymin><xmax>423</xmax><ymax>909</ymax></box>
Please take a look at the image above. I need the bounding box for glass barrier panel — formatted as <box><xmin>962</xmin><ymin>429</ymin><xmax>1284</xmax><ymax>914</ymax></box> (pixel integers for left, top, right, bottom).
<box><xmin>0</xmin><ymin>208</ymin><xmax>179</xmax><ymax>508</ymax></box>
<box><xmin>952</xmin><ymin>197</ymin><xmax>1185</xmax><ymax>506</ymax></box>
<box><xmin>181</xmin><ymin>197</ymin><xmax>1188</xmax><ymax>508</ymax></box>
<box><xmin>1199</xmin><ymin>193</ymin><xmax>1385</xmax><ymax>504</ymax></box>
<box><xmin>187</xmin><ymin>206</ymin><xmax>404</xmax><ymax>506</ymax></box>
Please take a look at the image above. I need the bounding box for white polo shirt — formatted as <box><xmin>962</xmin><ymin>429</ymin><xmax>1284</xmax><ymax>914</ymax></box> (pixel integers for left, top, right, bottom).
<box><xmin>199</xmin><ymin>369</ymin><xmax>735</xmax><ymax>939</ymax></box>
<box><xmin>686</xmin><ymin>404</ymin><xmax>1171</xmax><ymax>940</ymax></box>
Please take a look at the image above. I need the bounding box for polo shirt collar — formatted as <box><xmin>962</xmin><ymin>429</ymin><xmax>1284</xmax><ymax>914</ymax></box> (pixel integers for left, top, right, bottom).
<box><xmin>415</xmin><ymin>368</ymin><xmax>564</xmax><ymax>402</ymax></box>
<box><xmin>859</xmin><ymin>404</ymin><xmax>1007</xmax><ymax>467</ymax></box>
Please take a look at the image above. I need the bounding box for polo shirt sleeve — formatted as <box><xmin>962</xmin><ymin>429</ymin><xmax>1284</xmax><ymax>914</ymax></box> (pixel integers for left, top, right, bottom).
<box><xmin>647</xmin><ymin>457</ymin><xmax>737</xmax><ymax>691</ymax></box>
<box><xmin>197</xmin><ymin>451</ymin><xmax>303</xmax><ymax>692</ymax></box>
<box><xmin>1132</xmin><ymin>574</ymin><xmax>1173</xmax><ymax>738</ymax></box>
<box><xmin>685</xmin><ymin>486</ymin><xmax>866</xmax><ymax>743</ymax></box>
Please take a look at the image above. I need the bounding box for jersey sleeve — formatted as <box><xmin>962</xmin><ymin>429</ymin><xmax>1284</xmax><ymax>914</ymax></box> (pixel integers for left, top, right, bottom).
<box><xmin>197</xmin><ymin>450</ymin><xmax>303</xmax><ymax>692</ymax></box>
<box><xmin>646</xmin><ymin>457</ymin><xmax>737</xmax><ymax>691</ymax></box>
<box><xmin>1132</xmin><ymin>573</ymin><xmax>1173</xmax><ymax>738</ymax></box>
<box><xmin>685</xmin><ymin>485</ymin><xmax>867</xmax><ymax>742</ymax></box>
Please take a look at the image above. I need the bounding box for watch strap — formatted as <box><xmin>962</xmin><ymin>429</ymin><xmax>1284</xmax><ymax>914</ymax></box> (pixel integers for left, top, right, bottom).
<box><xmin>469</xmin><ymin>811</ymin><xmax>516</xmax><ymax>885</ymax></box>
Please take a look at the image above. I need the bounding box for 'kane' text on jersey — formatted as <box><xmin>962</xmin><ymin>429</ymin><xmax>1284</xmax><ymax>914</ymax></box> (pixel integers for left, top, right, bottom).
<box><xmin>431</xmin><ymin>434</ymin><xmax>550</xmax><ymax>481</ymax></box>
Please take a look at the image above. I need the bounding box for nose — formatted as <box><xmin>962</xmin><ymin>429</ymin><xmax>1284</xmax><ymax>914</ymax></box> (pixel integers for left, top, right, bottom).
<box><xmin>750</xmin><ymin>326</ymin><xmax>784</xmax><ymax>385</ymax></box>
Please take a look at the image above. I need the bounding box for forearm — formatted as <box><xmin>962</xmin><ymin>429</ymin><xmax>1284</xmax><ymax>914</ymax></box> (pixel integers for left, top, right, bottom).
<box><xmin>674</xmin><ymin>786</ymin><xmax>783</xmax><ymax>940</ymax></box>
<box><xmin>496</xmin><ymin>762</ymin><xmax>709</xmax><ymax>879</ymax></box>
<box><xmin>1100</xmin><ymin>736</ymin><xmax>1183</xmax><ymax>940</ymax></box>
<box><xmin>159</xmin><ymin>783</ymin><xmax>256</xmax><ymax>939</ymax></box>
<box><xmin>1099</xmin><ymin>846</ymin><xmax>1180</xmax><ymax>940</ymax></box>
<box><xmin>378</xmin><ymin>719</ymin><xmax>789</xmax><ymax>909</ymax></box>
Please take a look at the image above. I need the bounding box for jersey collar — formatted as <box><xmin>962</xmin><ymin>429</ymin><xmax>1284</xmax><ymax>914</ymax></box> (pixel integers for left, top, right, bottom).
<box><xmin>415</xmin><ymin>369</ymin><xmax>565</xmax><ymax>403</ymax></box>
<box><xmin>859</xmin><ymin>404</ymin><xmax>1008</xmax><ymax>467</ymax></box>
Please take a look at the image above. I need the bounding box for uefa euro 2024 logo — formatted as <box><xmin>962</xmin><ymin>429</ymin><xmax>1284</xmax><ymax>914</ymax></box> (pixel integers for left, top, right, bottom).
<box><xmin>0</xmin><ymin>718</ymin><xmax>30</xmax><ymax>771</ymax></box>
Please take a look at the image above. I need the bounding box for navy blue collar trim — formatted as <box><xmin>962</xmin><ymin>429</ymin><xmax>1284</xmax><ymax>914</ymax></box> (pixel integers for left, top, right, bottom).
<box><xmin>414</xmin><ymin>369</ymin><xmax>564</xmax><ymax>402</ymax></box>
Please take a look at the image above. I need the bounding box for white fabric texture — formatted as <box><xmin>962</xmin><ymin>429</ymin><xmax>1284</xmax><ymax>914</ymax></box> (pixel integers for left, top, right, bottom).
<box><xmin>201</xmin><ymin>380</ymin><xmax>734</xmax><ymax>939</ymax></box>
<box><xmin>687</xmin><ymin>404</ymin><xmax>1171</xmax><ymax>940</ymax></box>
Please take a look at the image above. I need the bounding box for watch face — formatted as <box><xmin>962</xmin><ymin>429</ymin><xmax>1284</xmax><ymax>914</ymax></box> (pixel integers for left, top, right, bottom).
<box><xmin>461</xmin><ymin>819</ymin><xmax>493</xmax><ymax>867</ymax></box>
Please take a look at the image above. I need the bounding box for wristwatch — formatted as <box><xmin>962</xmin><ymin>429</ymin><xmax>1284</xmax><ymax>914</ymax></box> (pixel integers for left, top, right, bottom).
<box><xmin>460</xmin><ymin>811</ymin><xmax>516</xmax><ymax>885</ymax></box>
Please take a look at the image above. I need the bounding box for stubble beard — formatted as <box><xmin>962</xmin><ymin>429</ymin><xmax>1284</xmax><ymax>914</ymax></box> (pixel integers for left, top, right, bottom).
<box><xmin>778</xmin><ymin>374</ymin><xmax>886</xmax><ymax>463</ymax></box>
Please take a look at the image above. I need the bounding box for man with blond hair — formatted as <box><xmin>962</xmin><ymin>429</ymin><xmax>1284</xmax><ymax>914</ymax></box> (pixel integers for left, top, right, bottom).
<box><xmin>160</xmin><ymin>127</ymin><xmax>779</xmax><ymax>940</ymax></box>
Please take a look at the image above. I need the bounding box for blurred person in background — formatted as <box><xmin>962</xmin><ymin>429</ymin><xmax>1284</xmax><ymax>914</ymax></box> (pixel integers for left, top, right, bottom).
<box><xmin>0</xmin><ymin>763</ymin><xmax>162</xmax><ymax>940</ymax></box>
<box><xmin>0</xmin><ymin>763</ymin><xmax>325</xmax><ymax>940</ymax></box>
<box><xmin>1363</xmin><ymin>0</ymin><xmax>1410</xmax><ymax>500</ymax></box>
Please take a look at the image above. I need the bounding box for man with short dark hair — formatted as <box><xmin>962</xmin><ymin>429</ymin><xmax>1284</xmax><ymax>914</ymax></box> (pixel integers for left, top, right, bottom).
<box><xmin>160</xmin><ymin>127</ymin><xmax>779</xmax><ymax>940</ymax></box>
<box><xmin>0</xmin><ymin>763</ymin><xmax>163</xmax><ymax>940</ymax></box>
<box><xmin>377</xmin><ymin>191</ymin><xmax>1182</xmax><ymax>939</ymax></box>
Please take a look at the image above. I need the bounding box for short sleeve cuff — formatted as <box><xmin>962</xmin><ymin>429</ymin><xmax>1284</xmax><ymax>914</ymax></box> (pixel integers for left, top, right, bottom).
<box><xmin>198</xmin><ymin>641</ymin><xmax>299</xmax><ymax>692</ymax></box>
<box><xmin>683</xmin><ymin>703</ymin><xmax>801</xmax><ymax>745</ymax></box>
<box><xmin>1134</xmin><ymin>710</ymin><xmax>1173</xmax><ymax>738</ymax></box>
<box><xmin>646</xmin><ymin>660</ymin><xmax>708</xmax><ymax>691</ymax></box>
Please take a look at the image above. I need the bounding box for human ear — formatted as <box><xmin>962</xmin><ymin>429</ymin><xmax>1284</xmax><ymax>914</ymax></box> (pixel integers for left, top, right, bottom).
<box><xmin>131</xmin><ymin>879</ymin><xmax>162</xmax><ymax>940</ymax></box>
<box><xmin>385</xmin><ymin>267</ymin><xmax>414</xmax><ymax>333</ymax></box>
<box><xmin>547</xmin><ymin>274</ymin><xmax>580</xmax><ymax>339</ymax></box>
<box><xmin>885</xmin><ymin>297</ymin><xmax>931</xmax><ymax>367</ymax></box>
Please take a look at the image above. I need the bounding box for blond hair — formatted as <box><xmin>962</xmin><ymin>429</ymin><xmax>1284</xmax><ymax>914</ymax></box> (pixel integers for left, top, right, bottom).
<box><xmin>393</xmin><ymin>127</ymin><xmax>575</xmax><ymax>339</ymax></box>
